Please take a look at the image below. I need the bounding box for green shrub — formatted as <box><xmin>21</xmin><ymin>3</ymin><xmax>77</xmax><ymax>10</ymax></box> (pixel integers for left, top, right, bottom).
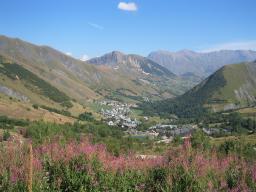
<box><xmin>245</xmin><ymin>170</ymin><xmax>256</xmax><ymax>191</ymax></box>
<box><xmin>32</xmin><ymin>104</ymin><xmax>39</xmax><ymax>109</ymax></box>
<box><xmin>0</xmin><ymin>171</ymin><xmax>27</xmax><ymax>192</ymax></box>
<box><xmin>218</xmin><ymin>140</ymin><xmax>256</xmax><ymax>160</ymax></box>
<box><xmin>25</xmin><ymin>121</ymin><xmax>78</xmax><ymax>144</ymax></box>
<box><xmin>225</xmin><ymin>164</ymin><xmax>241</xmax><ymax>189</ymax></box>
<box><xmin>40</xmin><ymin>105</ymin><xmax>71</xmax><ymax>117</ymax></box>
<box><xmin>0</xmin><ymin>116</ymin><xmax>29</xmax><ymax>128</ymax></box>
<box><xmin>78</xmin><ymin>112</ymin><xmax>94</xmax><ymax>121</ymax></box>
<box><xmin>171</xmin><ymin>165</ymin><xmax>203</xmax><ymax>192</ymax></box>
<box><xmin>3</xmin><ymin>130</ymin><xmax>10</xmax><ymax>141</ymax></box>
<box><xmin>61</xmin><ymin>101</ymin><xmax>73</xmax><ymax>108</ymax></box>
<box><xmin>218</xmin><ymin>140</ymin><xmax>236</xmax><ymax>155</ymax></box>
<box><xmin>145</xmin><ymin>167</ymin><xmax>169</xmax><ymax>191</ymax></box>
<box><xmin>172</xmin><ymin>136</ymin><xmax>183</xmax><ymax>146</ymax></box>
<box><xmin>191</xmin><ymin>130</ymin><xmax>210</xmax><ymax>150</ymax></box>
<box><xmin>44</xmin><ymin>156</ymin><xmax>94</xmax><ymax>191</ymax></box>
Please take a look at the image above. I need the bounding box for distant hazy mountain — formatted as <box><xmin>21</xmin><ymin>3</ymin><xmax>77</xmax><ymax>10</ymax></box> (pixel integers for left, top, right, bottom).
<box><xmin>148</xmin><ymin>50</ymin><xmax>256</xmax><ymax>76</ymax></box>
<box><xmin>88</xmin><ymin>51</ymin><xmax>175</xmax><ymax>77</ymax></box>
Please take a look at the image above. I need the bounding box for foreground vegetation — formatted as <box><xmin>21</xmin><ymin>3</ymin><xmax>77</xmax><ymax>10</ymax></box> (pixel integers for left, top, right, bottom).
<box><xmin>0</xmin><ymin>105</ymin><xmax>256</xmax><ymax>191</ymax></box>
<box><xmin>0</xmin><ymin>112</ymin><xmax>256</xmax><ymax>192</ymax></box>
<box><xmin>1</xmin><ymin>131</ymin><xmax>256</xmax><ymax>191</ymax></box>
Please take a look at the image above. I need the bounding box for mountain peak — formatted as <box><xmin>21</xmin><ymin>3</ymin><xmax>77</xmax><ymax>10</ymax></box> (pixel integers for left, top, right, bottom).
<box><xmin>87</xmin><ymin>51</ymin><xmax>126</xmax><ymax>66</ymax></box>
<box><xmin>88</xmin><ymin>51</ymin><xmax>175</xmax><ymax>77</ymax></box>
<box><xmin>178</xmin><ymin>49</ymin><xmax>195</xmax><ymax>54</ymax></box>
<box><xmin>110</xmin><ymin>51</ymin><xmax>125</xmax><ymax>56</ymax></box>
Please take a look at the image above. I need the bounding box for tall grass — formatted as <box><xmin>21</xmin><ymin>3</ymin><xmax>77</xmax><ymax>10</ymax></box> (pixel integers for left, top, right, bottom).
<box><xmin>27</xmin><ymin>143</ymin><xmax>33</xmax><ymax>192</ymax></box>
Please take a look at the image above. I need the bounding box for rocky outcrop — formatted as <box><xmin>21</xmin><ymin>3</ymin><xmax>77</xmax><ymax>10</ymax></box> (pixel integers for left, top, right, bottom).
<box><xmin>0</xmin><ymin>85</ymin><xmax>29</xmax><ymax>102</ymax></box>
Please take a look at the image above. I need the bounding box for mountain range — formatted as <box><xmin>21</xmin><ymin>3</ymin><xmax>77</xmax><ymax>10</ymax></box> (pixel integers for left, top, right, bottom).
<box><xmin>0</xmin><ymin>35</ymin><xmax>200</xmax><ymax>114</ymax></box>
<box><xmin>148</xmin><ymin>50</ymin><xmax>256</xmax><ymax>76</ymax></box>
<box><xmin>1</xmin><ymin>34</ymin><xmax>256</xmax><ymax>121</ymax></box>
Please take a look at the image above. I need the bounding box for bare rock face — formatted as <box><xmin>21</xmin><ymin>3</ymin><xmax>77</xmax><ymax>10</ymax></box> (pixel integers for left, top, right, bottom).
<box><xmin>0</xmin><ymin>85</ymin><xmax>29</xmax><ymax>102</ymax></box>
<box><xmin>88</xmin><ymin>51</ymin><xmax>125</xmax><ymax>66</ymax></box>
<box><xmin>234</xmin><ymin>84</ymin><xmax>256</xmax><ymax>103</ymax></box>
<box><xmin>87</xmin><ymin>51</ymin><xmax>175</xmax><ymax>77</ymax></box>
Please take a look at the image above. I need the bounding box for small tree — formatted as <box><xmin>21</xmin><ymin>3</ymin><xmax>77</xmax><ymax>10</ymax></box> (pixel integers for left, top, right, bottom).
<box><xmin>32</xmin><ymin>104</ymin><xmax>39</xmax><ymax>109</ymax></box>
<box><xmin>225</xmin><ymin>164</ymin><xmax>241</xmax><ymax>189</ymax></box>
<box><xmin>3</xmin><ymin>130</ymin><xmax>10</xmax><ymax>141</ymax></box>
<box><xmin>78</xmin><ymin>112</ymin><xmax>94</xmax><ymax>122</ymax></box>
<box><xmin>191</xmin><ymin>130</ymin><xmax>210</xmax><ymax>150</ymax></box>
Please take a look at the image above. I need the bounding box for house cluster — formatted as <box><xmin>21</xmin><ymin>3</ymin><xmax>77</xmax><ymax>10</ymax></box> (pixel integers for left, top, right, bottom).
<box><xmin>124</xmin><ymin>129</ymin><xmax>159</xmax><ymax>139</ymax></box>
<box><xmin>202</xmin><ymin>128</ymin><xmax>220</xmax><ymax>135</ymax></box>
<box><xmin>202</xmin><ymin>127</ymin><xmax>231</xmax><ymax>136</ymax></box>
<box><xmin>99</xmin><ymin>100</ymin><xmax>197</xmax><ymax>143</ymax></box>
<box><xmin>100</xmin><ymin>100</ymin><xmax>140</xmax><ymax>128</ymax></box>
<box><xmin>148</xmin><ymin>124</ymin><xmax>196</xmax><ymax>138</ymax></box>
<box><xmin>125</xmin><ymin>123</ymin><xmax>196</xmax><ymax>143</ymax></box>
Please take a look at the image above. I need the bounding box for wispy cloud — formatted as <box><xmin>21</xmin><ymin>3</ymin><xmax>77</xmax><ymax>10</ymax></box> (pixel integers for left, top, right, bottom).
<box><xmin>65</xmin><ymin>52</ymin><xmax>72</xmax><ymax>56</ymax></box>
<box><xmin>88</xmin><ymin>22</ymin><xmax>104</xmax><ymax>30</ymax></box>
<box><xmin>80</xmin><ymin>54</ymin><xmax>89</xmax><ymax>61</ymax></box>
<box><xmin>118</xmin><ymin>2</ymin><xmax>138</xmax><ymax>11</ymax></box>
<box><xmin>201</xmin><ymin>41</ymin><xmax>256</xmax><ymax>52</ymax></box>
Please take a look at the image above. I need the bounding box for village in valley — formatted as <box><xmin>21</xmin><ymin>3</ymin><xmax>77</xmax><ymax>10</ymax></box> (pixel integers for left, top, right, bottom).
<box><xmin>100</xmin><ymin>100</ymin><xmax>139</xmax><ymax>128</ymax></box>
<box><xmin>98</xmin><ymin>100</ymin><xmax>196</xmax><ymax>143</ymax></box>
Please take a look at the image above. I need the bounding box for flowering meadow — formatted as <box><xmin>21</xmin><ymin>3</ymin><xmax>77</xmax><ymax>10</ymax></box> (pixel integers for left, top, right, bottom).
<box><xmin>0</xmin><ymin>134</ymin><xmax>256</xmax><ymax>192</ymax></box>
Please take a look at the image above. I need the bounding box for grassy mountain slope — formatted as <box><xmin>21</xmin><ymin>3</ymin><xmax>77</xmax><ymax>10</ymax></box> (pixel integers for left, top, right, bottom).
<box><xmin>0</xmin><ymin>56</ymin><xmax>70</xmax><ymax>104</ymax></box>
<box><xmin>0</xmin><ymin>55</ymin><xmax>81</xmax><ymax>122</ymax></box>
<box><xmin>211</xmin><ymin>62</ymin><xmax>256</xmax><ymax>108</ymax></box>
<box><xmin>0</xmin><ymin>55</ymin><xmax>71</xmax><ymax>107</ymax></box>
<box><xmin>142</xmin><ymin>61</ymin><xmax>256</xmax><ymax>118</ymax></box>
<box><xmin>0</xmin><ymin>95</ymin><xmax>75</xmax><ymax>124</ymax></box>
<box><xmin>0</xmin><ymin>35</ymin><xmax>98</xmax><ymax>102</ymax></box>
<box><xmin>187</xmin><ymin>60</ymin><xmax>256</xmax><ymax>109</ymax></box>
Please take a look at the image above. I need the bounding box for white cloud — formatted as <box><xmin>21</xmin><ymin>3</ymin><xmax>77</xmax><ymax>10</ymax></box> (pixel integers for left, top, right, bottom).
<box><xmin>88</xmin><ymin>22</ymin><xmax>104</xmax><ymax>30</ymax></box>
<box><xmin>65</xmin><ymin>52</ymin><xmax>72</xmax><ymax>56</ymax></box>
<box><xmin>201</xmin><ymin>41</ymin><xmax>256</xmax><ymax>52</ymax></box>
<box><xmin>118</xmin><ymin>2</ymin><xmax>138</xmax><ymax>11</ymax></box>
<box><xmin>80</xmin><ymin>54</ymin><xmax>89</xmax><ymax>61</ymax></box>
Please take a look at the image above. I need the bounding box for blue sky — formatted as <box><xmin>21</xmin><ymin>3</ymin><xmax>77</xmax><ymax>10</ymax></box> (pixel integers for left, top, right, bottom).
<box><xmin>1</xmin><ymin>0</ymin><xmax>256</xmax><ymax>59</ymax></box>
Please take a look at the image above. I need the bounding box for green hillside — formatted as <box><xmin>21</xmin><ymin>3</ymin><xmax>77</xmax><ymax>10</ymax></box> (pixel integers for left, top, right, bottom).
<box><xmin>141</xmin><ymin>61</ymin><xmax>256</xmax><ymax>118</ymax></box>
<box><xmin>0</xmin><ymin>56</ymin><xmax>71</xmax><ymax>106</ymax></box>
<box><xmin>0</xmin><ymin>35</ymin><xmax>98</xmax><ymax>102</ymax></box>
<box><xmin>215</xmin><ymin>63</ymin><xmax>256</xmax><ymax>106</ymax></box>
